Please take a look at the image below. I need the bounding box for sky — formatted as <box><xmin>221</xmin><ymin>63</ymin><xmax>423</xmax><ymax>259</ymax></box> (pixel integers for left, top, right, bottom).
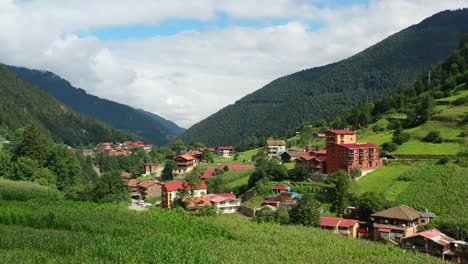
<box><xmin>1</xmin><ymin>0</ymin><xmax>467</xmax><ymax>128</ymax></box>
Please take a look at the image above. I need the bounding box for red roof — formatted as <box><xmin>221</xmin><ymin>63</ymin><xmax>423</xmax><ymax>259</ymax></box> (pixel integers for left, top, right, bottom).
<box><xmin>128</xmin><ymin>179</ymin><xmax>139</xmax><ymax>187</ymax></box>
<box><xmin>201</xmin><ymin>167</ymin><xmax>216</xmax><ymax>179</ymax></box>
<box><xmin>218</xmin><ymin>146</ymin><xmax>234</xmax><ymax>150</ymax></box>
<box><xmin>310</xmin><ymin>149</ymin><xmax>327</xmax><ymax>155</ymax></box>
<box><xmin>402</xmin><ymin>229</ymin><xmax>455</xmax><ymax>246</ymax></box>
<box><xmin>321</xmin><ymin>216</ymin><xmax>358</xmax><ymax>227</ymax></box>
<box><xmin>339</xmin><ymin>143</ymin><xmax>378</xmax><ymax>149</ymax></box>
<box><xmin>338</xmin><ymin>219</ymin><xmax>359</xmax><ymax>227</ymax></box>
<box><xmin>328</xmin><ymin>129</ymin><xmax>356</xmax><ymax>135</ymax></box>
<box><xmin>163</xmin><ymin>181</ymin><xmax>207</xmax><ymax>192</ymax></box>
<box><xmin>174</xmin><ymin>154</ymin><xmax>195</xmax><ymax>161</ymax></box>
<box><xmin>138</xmin><ymin>181</ymin><xmax>158</xmax><ymax>189</ymax></box>
<box><xmin>321</xmin><ymin>216</ymin><xmax>342</xmax><ymax>227</ymax></box>
<box><xmin>223</xmin><ymin>164</ymin><xmax>255</xmax><ymax>170</ymax></box>
<box><xmin>378</xmin><ymin>228</ymin><xmax>391</xmax><ymax>232</ymax></box>
<box><xmin>273</xmin><ymin>185</ymin><xmax>290</xmax><ymax>190</ymax></box>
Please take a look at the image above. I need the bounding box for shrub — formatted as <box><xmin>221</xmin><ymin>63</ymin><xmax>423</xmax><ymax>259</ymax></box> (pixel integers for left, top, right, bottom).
<box><xmin>437</xmin><ymin>156</ymin><xmax>450</xmax><ymax>165</ymax></box>
<box><xmin>422</xmin><ymin>131</ymin><xmax>443</xmax><ymax>143</ymax></box>
<box><xmin>381</xmin><ymin>142</ymin><xmax>399</xmax><ymax>152</ymax></box>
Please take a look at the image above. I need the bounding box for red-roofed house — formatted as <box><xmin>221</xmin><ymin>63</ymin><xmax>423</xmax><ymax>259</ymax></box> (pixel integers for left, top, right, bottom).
<box><xmin>144</xmin><ymin>163</ymin><xmax>158</xmax><ymax>175</ymax></box>
<box><xmin>273</xmin><ymin>185</ymin><xmax>291</xmax><ymax>194</ymax></box>
<box><xmin>138</xmin><ymin>181</ymin><xmax>161</xmax><ymax>199</ymax></box>
<box><xmin>161</xmin><ymin>181</ymin><xmax>208</xmax><ymax>208</ymax></box>
<box><xmin>173</xmin><ymin>154</ymin><xmax>196</xmax><ymax>175</ymax></box>
<box><xmin>401</xmin><ymin>229</ymin><xmax>455</xmax><ymax>260</ymax></box>
<box><xmin>128</xmin><ymin>179</ymin><xmax>140</xmax><ymax>197</ymax></box>
<box><xmin>320</xmin><ymin>216</ymin><xmax>360</xmax><ymax>238</ymax></box>
<box><xmin>217</xmin><ymin>146</ymin><xmax>234</xmax><ymax>157</ymax></box>
<box><xmin>204</xmin><ymin>193</ymin><xmax>241</xmax><ymax>214</ymax></box>
<box><xmin>279</xmin><ymin>150</ymin><xmax>309</xmax><ymax>163</ymax></box>
<box><xmin>309</xmin><ymin>149</ymin><xmax>327</xmax><ymax>158</ymax></box>
<box><xmin>296</xmin><ymin>156</ymin><xmax>327</xmax><ymax>175</ymax></box>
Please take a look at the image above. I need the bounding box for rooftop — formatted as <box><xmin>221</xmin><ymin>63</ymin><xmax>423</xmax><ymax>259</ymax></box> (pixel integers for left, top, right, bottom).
<box><xmin>371</xmin><ymin>205</ymin><xmax>421</xmax><ymax>221</ymax></box>
<box><xmin>163</xmin><ymin>181</ymin><xmax>207</xmax><ymax>192</ymax></box>
<box><xmin>328</xmin><ymin>129</ymin><xmax>356</xmax><ymax>135</ymax></box>
<box><xmin>267</xmin><ymin>140</ymin><xmax>286</xmax><ymax>146</ymax></box>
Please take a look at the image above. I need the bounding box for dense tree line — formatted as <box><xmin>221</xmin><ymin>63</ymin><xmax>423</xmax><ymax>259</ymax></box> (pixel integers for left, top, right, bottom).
<box><xmin>179</xmin><ymin>9</ymin><xmax>468</xmax><ymax>147</ymax></box>
<box><xmin>0</xmin><ymin>125</ymin><xmax>129</xmax><ymax>203</ymax></box>
<box><xmin>319</xmin><ymin>34</ymin><xmax>468</xmax><ymax>136</ymax></box>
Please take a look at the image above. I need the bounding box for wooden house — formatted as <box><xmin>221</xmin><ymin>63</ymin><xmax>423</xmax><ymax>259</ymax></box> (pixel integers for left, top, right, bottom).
<box><xmin>173</xmin><ymin>154</ymin><xmax>195</xmax><ymax>175</ymax></box>
<box><xmin>371</xmin><ymin>205</ymin><xmax>428</xmax><ymax>242</ymax></box>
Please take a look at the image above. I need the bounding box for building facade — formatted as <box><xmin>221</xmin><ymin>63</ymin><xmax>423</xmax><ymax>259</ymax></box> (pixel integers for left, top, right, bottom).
<box><xmin>266</xmin><ymin>140</ymin><xmax>286</xmax><ymax>157</ymax></box>
<box><xmin>161</xmin><ymin>181</ymin><xmax>208</xmax><ymax>208</ymax></box>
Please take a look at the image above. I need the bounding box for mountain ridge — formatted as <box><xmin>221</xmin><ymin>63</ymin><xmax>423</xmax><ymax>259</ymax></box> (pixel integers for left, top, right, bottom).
<box><xmin>180</xmin><ymin>9</ymin><xmax>468</xmax><ymax>147</ymax></box>
<box><xmin>6</xmin><ymin>66</ymin><xmax>184</xmax><ymax>146</ymax></box>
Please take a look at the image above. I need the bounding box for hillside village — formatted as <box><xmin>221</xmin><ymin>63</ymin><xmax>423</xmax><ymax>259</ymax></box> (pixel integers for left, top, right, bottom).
<box><xmin>81</xmin><ymin>121</ymin><xmax>464</xmax><ymax>262</ymax></box>
<box><xmin>0</xmin><ymin>6</ymin><xmax>468</xmax><ymax>264</ymax></box>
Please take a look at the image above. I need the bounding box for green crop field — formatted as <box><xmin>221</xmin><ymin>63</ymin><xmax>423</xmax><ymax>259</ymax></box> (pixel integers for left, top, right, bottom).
<box><xmin>405</xmin><ymin>121</ymin><xmax>463</xmax><ymax>140</ymax></box>
<box><xmin>352</xmin><ymin>163</ymin><xmax>412</xmax><ymax>196</ymax></box>
<box><xmin>0</xmin><ymin>180</ymin><xmax>442</xmax><ymax>263</ymax></box>
<box><xmin>392</xmin><ymin>140</ymin><xmax>461</xmax><ymax>155</ymax></box>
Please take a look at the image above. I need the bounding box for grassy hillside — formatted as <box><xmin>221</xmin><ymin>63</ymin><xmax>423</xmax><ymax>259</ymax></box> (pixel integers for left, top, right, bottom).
<box><xmin>180</xmin><ymin>9</ymin><xmax>468</xmax><ymax>147</ymax></box>
<box><xmin>0</xmin><ymin>180</ymin><xmax>441</xmax><ymax>263</ymax></box>
<box><xmin>358</xmin><ymin>88</ymin><xmax>467</xmax><ymax>157</ymax></box>
<box><xmin>7</xmin><ymin>65</ymin><xmax>184</xmax><ymax>146</ymax></box>
<box><xmin>352</xmin><ymin>161</ymin><xmax>468</xmax><ymax>240</ymax></box>
<box><xmin>0</xmin><ymin>65</ymin><xmax>138</xmax><ymax>146</ymax></box>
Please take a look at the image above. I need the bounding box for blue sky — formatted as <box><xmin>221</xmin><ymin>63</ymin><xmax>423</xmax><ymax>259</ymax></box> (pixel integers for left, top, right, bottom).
<box><xmin>2</xmin><ymin>0</ymin><xmax>465</xmax><ymax>127</ymax></box>
<box><xmin>87</xmin><ymin>0</ymin><xmax>369</xmax><ymax>40</ymax></box>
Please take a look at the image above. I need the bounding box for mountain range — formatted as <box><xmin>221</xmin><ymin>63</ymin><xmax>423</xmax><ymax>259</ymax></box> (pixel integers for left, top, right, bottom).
<box><xmin>0</xmin><ymin>65</ymin><xmax>138</xmax><ymax>146</ymax></box>
<box><xmin>7</xmin><ymin>66</ymin><xmax>184</xmax><ymax>146</ymax></box>
<box><xmin>179</xmin><ymin>9</ymin><xmax>468</xmax><ymax>147</ymax></box>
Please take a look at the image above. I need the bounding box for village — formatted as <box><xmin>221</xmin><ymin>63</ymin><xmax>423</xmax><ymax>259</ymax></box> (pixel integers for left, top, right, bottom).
<box><xmin>85</xmin><ymin>129</ymin><xmax>467</xmax><ymax>263</ymax></box>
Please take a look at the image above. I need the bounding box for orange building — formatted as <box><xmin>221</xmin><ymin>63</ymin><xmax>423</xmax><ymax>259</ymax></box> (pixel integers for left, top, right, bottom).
<box><xmin>325</xmin><ymin>129</ymin><xmax>381</xmax><ymax>175</ymax></box>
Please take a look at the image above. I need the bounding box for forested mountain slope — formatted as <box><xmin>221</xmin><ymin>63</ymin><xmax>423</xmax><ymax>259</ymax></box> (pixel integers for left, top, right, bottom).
<box><xmin>180</xmin><ymin>9</ymin><xmax>468</xmax><ymax>146</ymax></box>
<box><xmin>7</xmin><ymin>66</ymin><xmax>184</xmax><ymax>146</ymax></box>
<box><xmin>0</xmin><ymin>65</ymin><xmax>138</xmax><ymax>146</ymax></box>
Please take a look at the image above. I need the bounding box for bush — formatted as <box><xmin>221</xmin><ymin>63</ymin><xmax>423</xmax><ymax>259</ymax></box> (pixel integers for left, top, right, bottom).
<box><xmin>437</xmin><ymin>156</ymin><xmax>450</xmax><ymax>165</ymax></box>
<box><xmin>422</xmin><ymin>131</ymin><xmax>443</xmax><ymax>143</ymax></box>
<box><xmin>381</xmin><ymin>142</ymin><xmax>399</xmax><ymax>152</ymax></box>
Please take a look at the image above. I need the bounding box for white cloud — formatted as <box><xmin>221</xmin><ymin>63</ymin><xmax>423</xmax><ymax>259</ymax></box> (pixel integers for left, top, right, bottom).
<box><xmin>0</xmin><ymin>0</ymin><xmax>467</xmax><ymax>127</ymax></box>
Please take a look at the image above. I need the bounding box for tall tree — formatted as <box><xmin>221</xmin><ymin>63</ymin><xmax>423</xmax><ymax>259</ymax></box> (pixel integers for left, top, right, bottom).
<box><xmin>290</xmin><ymin>195</ymin><xmax>320</xmax><ymax>227</ymax></box>
<box><xmin>93</xmin><ymin>171</ymin><xmax>129</xmax><ymax>204</ymax></box>
<box><xmin>11</xmin><ymin>125</ymin><xmax>50</xmax><ymax>165</ymax></box>
<box><xmin>332</xmin><ymin>171</ymin><xmax>351</xmax><ymax>215</ymax></box>
<box><xmin>162</xmin><ymin>159</ymin><xmax>177</xmax><ymax>181</ymax></box>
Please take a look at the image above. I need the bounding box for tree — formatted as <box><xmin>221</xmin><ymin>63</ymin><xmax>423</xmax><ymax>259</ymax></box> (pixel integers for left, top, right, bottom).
<box><xmin>288</xmin><ymin>166</ymin><xmax>308</xmax><ymax>182</ymax></box>
<box><xmin>202</xmin><ymin>149</ymin><xmax>214</xmax><ymax>163</ymax></box>
<box><xmin>0</xmin><ymin>150</ymin><xmax>12</xmax><ymax>178</ymax></box>
<box><xmin>11</xmin><ymin>125</ymin><xmax>50</xmax><ymax>165</ymax></box>
<box><xmin>47</xmin><ymin>144</ymin><xmax>83</xmax><ymax>190</ymax></box>
<box><xmin>32</xmin><ymin>167</ymin><xmax>57</xmax><ymax>187</ymax></box>
<box><xmin>171</xmin><ymin>139</ymin><xmax>187</xmax><ymax>154</ymax></box>
<box><xmin>254</xmin><ymin>206</ymin><xmax>279</xmax><ymax>223</ymax></box>
<box><xmin>422</xmin><ymin>131</ymin><xmax>442</xmax><ymax>143</ymax></box>
<box><xmin>392</xmin><ymin>124</ymin><xmax>409</xmax><ymax>145</ymax></box>
<box><xmin>356</xmin><ymin>192</ymin><xmax>387</xmax><ymax>221</ymax></box>
<box><xmin>381</xmin><ymin>142</ymin><xmax>398</xmax><ymax>152</ymax></box>
<box><xmin>199</xmin><ymin>205</ymin><xmax>217</xmax><ymax>216</ymax></box>
<box><xmin>277</xmin><ymin>206</ymin><xmax>291</xmax><ymax>225</ymax></box>
<box><xmin>10</xmin><ymin>157</ymin><xmax>39</xmax><ymax>181</ymax></box>
<box><xmin>290</xmin><ymin>195</ymin><xmax>320</xmax><ymax>227</ymax></box>
<box><xmin>161</xmin><ymin>159</ymin><xmax>177</xmax><ymax>181</ymax></box>
<box><xmin>332</xmin><ymin>171</ymin><xmax>351</xmax><ymax>215</ymax></box>
<box><xmin>93</xmin><ymin>171</ymin><xmax>129</xmax><ymax>204</ymax></box>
